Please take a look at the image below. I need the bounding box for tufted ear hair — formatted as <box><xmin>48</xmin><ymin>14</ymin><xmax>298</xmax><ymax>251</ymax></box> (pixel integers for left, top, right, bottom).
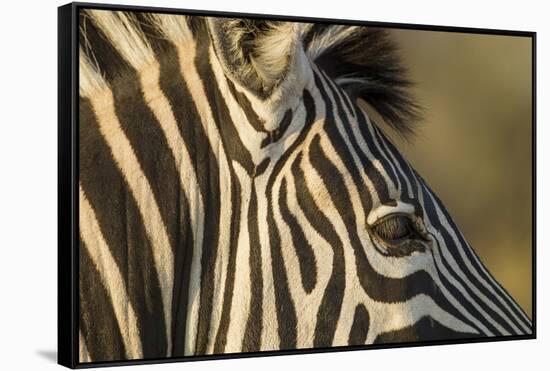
<box><xmin>206</xmin><ymin>18</ymin><xmax>300</xmax><ymax>100</ymax></box>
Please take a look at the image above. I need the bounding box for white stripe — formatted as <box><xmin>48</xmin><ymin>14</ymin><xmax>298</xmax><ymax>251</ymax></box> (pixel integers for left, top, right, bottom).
<box><xmin>298</xmin><ymin>135</ymin><xmax>369</xmax><ymax>346</ymax></box>
<box><xmin>429</xmin><ymin>230</ymin><xmax>498</xmax><ymax>335</ymax></box>
<box><xmin>209</xmin><ymin>47</ymin><xmax>268</xmax><ymax>161</ymax></box>
<box><xmin>297</xmin><ymin>93</ymin><xmax>479</xmax><ymax>340</ymax></box>
<box><xmin>80</xmin><ymin>79</ymin><xmax>174</xmax><ymax>355</ymax></box>
<box><xmin>313</xmin><ymin>70</ymin><xmax>382</xmax><ymax>207</ymax></box>
<box><xmin>323</xmin><ymin>72</ymin><xmax>404</xmax><ymax>197</ymax></box>
<box><xmin>317</xmin><ymin>69</ymin><xmax>526</xmax><ymax>336</ymax></box>
<box><xmin>147</xmin><ymin>13</ymin><xmax>193</xmax><ymax>46</ymax></box>
<box><xmin>307</xmin><ymin>25</ymin><xmax>359</xmax><ymax>61</ymax></box>
<box><xmin>79</xmin><ymin>330</ymin><xmax>91</xmax><ymax>363</ymax></box>
<box><xmin>330</xmin><ymin>60</ymin><xmax>528</xmax><ymax>335</ymax></box>
<box><xmin>255</xmin><ymin>175</ymin><xmax>280</xmax><ymax>351</ymax></box>
<box><xmin>354</xmin><ymin>100</ymin><xmax>406</xmax><ymax>198</ymax></box>
<box><xmin>423</xmin><ymin>185</ymin><xmax>527</xmax><ymax>334</ymax></box>
<box><xmin>272</xmin><ymin>172</ymin><xmax>334</xmax><ymax>349</ymax></box>
<box><xmin>80</xmin><ymin>186</ymin><xmax>143</xmax><ymax>359</ymax></box>
<box><xmin>224</xmin><ymin>162</ymin><xmax>252</xmax><ymax>353</ymax></box>
<box><xmin>448</xmin><ymin>213</ymin><xmax>532</xmax><ymax>329</ymax></box>
<box><xmin>317</xmin><ymin>71</ymin><xmax>426</xmax><ymax>279</ymax></box>
<box><xmin>410</xmin><ymin>176</ymin><xmax>499</xmax><ymax>335</ymax></box>
<box><xmin>414</xmin><ymin>179</ymin><xmax>504</xmax><ymax>335</ymax></box>
<box><xmin>299</xmin><ymin>141</ymin><xmax>478</xmax><ymax>342</ymax></box>
<box><xmin>367</xmin><ymin>294</ymin><xmax>479</xmax><ymax>341</ymax></box>
<box><xmin>139</xmin><ymin>63</ymin><xmax>207</xmax><ymax>355</ymax></box>
<box><xmin>86</xmin><ymin>10</ymin><xmax>155</xmax><ymax>68</ymax></box>
<box><xmin>172</xmin><ymin>42</ymin><xmax>233</xmax><ymax>354</ymax></box>
<box><xmin>255</xmin><ymin>92</ymin><xmax>318</xmax><ymax>350</ymax></box>
<box><xmin>371</xmin><ymin>124</ymin><xmax>409</xmax><ymax>198</ymax></box>
<box><xmin>79</xmin><ymin>47</ymin><xmax>106</xmax><ymax>98</ymax></box>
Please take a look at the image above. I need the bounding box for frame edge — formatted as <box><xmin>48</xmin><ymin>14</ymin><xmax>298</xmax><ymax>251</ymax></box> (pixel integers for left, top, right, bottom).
<box><xmin>59</xmin><ymin>3</ymin><xmax>537</xmax><ymax>368</ymax></box>
<box><xmin>58</xmin><ymin>2</ymin><xmax>78</xmax><ymax>369</ymax></box>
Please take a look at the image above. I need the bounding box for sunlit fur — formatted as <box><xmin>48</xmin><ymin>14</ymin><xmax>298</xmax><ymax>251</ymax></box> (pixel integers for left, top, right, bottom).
<box><xmin>78</xmin><ymin>9</ymin><xmax>531</xmax><ymax>362</ymax></box>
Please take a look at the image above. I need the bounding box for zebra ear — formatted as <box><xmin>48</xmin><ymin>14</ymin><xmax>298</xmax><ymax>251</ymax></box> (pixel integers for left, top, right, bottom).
<box><xmin>207</xmin><ymin>18</ymin><xmax>299</xmax><ymax>99</ymax></box>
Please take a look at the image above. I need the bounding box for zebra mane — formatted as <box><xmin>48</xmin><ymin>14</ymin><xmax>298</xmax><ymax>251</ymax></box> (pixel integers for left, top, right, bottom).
<box><xmin>302</xmin><ymin>24</ymin><xmax>421</xmax><ymax>136</ymax></box>
<box><xmin>80</xmin><ymin>10</ymin><xmax>419</xmax><ymax>136</ymax></box>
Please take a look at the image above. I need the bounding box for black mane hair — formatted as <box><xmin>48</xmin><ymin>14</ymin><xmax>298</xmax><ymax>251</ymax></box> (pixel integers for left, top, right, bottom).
<box><xmin>303</xmin><ymin>25</ymin><xmax>421</xmax><ymax>137</ymax></box>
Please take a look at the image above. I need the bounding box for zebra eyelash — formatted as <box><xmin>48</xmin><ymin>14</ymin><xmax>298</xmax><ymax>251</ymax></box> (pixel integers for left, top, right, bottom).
<box><xmin>369</xmin><ymin>213</ymin><xmax>429</xmax><ymax>257</ymax></box>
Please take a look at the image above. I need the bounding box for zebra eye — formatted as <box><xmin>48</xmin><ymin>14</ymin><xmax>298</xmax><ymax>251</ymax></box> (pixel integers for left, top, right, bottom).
<box><xmin>371</xmin><ymin>214</ymin><xmax>416</xmax><ymax>245</ymax></box>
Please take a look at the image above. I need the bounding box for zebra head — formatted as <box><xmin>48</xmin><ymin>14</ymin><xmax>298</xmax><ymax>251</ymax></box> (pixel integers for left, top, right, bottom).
<box><xmin>78</xmin><ymin>11</ymin><xmax>531</xmax><ymax>361</ymax></box>
<box><xmin>205</xmin><ymin>18</ymin><xmax>532</xmax><ymax>347</ymax></box>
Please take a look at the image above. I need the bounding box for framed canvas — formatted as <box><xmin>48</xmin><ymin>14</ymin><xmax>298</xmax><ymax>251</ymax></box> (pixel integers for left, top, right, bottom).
<box><xmin>58</xmin><ymin>2</ymin><xmax>536</xmax><ymax>368</ymax></box>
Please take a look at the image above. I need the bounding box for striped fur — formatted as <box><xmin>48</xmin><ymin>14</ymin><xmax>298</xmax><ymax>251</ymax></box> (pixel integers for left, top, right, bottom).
<box><xmin>78</xmin><ymin>9</ymin><xmax>531</xmax><ymax>362</ymax></box>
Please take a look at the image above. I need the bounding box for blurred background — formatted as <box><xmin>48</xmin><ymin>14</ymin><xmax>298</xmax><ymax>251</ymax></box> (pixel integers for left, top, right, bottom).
<box><xmin>364</xmin><ymin>29</ymin><xmax>533</xmax><ymax>317</ymax></box>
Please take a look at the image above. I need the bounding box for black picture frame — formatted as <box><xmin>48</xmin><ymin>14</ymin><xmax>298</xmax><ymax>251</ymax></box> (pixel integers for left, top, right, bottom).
<box><xmin>58</xmin><ymin>2</ymin><xmax>537</xmax><ymax>368</ymax></box>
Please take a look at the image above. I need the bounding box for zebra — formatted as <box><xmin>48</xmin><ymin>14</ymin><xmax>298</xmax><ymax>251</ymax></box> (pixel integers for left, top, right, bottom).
<box><xmin>77</xmin><ymin>8</ymin><xmax>532</xmax><ymax>363</ymax></box>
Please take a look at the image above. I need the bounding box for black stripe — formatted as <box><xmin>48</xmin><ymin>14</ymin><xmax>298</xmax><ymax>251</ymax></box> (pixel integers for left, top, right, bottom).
<box><xmin>423</xmin><ymin>181</ymin><xmax>531</xmax><ymax>330</ymax></box>
<box><xmin>242</xmin><ymin>185</ymin><xmax>264</xmax><ymax>352</ymax></box>
<box><xmin>83</xmin><ymin>12</ymin><xmax>194</xmax><ymax>333</ymax></box>
<box><xmin>279</xmin><ymin>178</ymin><xmax>318</xmax><ymax>293</ymax></box>
<box><xmin>348</xmin><ymin>304</ymin><xmax>370</xmax><ymax>345</ymax></box>
<box><xmin>374</xmin><ymin>316</ymin><xmax>479</xmax><ymax>344</ymax></box>
<box><xmin>139</xmin><ymin>23</ymin><xmax>224</xmax><ymax>355</ymax></box>
<box><xmin>88</xmin><ymin>24</ymin><xmax>182</xmax><ymax>254</ymax></box>
<box><xmin>80</xmin><ymin>12</ymin><xmax>129</xmax><ymax>84</ymax></box>
<box><xmin>80</xmin><ymin>98</ymin><xmax>168</xmax><ymax>359</ymax></box>
<box><xmin>302</xmin><ymin>24</ymin><xmax>326</xmax><ymax>50</ymax></box>
<box><xmin>307</xmin><ymin>130</ymin><xmax>482</xmax><ymax>338</ymax></box>
<box><xmin>225</xmin><ymin>76</ymin><xmax>268</xmax><ymax>133</ymax></box>
<box><xmin>328</xmin><ymin>68</ymin><xmax>520</xmax><ymax>335</ymax></box>
<box><xmin>255</xmin><ymin>158</ymin><xmax>270</xmax><ymax>177</ymax></box>
<box><xmin>88</xmin><ymin>16</ymin><xmax>202</xmax><ymax>354</ymax></box>
<box><xmin>186</xmin><ymin>31</ymin><xmax>245</xmax><ymax>355</ymax></box>
<box><xmin>371</xmin><ymin>121</ymin><xmax>417</xmax><ymax>203</ymax></box>
<box><xmin>321</xmin><ymin>70</ymin><xmax>401</xmax><ymax>192</ymax></box>
<box><xmin>79</xmin><ymin>238</ymin><xmax>126</xmax><ymax>362</ymax></box>
<box><xmin>420</xmin><ymin>184</ymin><xmax>521</xmax><ymax>335</ymax></box>
<box><xmin>338</xmin><ymin>85</ymin><xmax>356</xmax><ymax>119</ymax></box>
<box><xmin>310</xmin><ymin>75</ymin><xmax>487</xmax><ymax>336</ymax></box>
<box><xmin>308</xmin><ymin>134</ymin><xmax>433</xmax><ymax>302</ymax></box>
<box><xmin>261</xmin><ymin>109</ymin><xmax>293</xmax><ymax>148</ymax></box>
<box><xmin>170</xmin><ymin>209</ymin><xmax>194</xmax><ymax>358</ymax></box>
<box><xmin>314</xmin><ymin>71</ymin><xmax>394</xmax><ymax>206</ymax></box>
<box><xmin>349</xmin><ymin>102</ymin><xmax>401</xmax><ymax>198</ymax></box>
<box><xmin>314</xmin><ymin>72</ymin><xmax>374</xmax><ymax>214</ymax></box>
<box><xmin>213</xmin><ymin>174</ymin><xmax>243</xmax><ymax>354</ymax></box>
<box><xmin>261</xmin><ymin>89</ymin><xmax>318</xmax><ymax>350</ymax></box>
<box><xmin>370</xmin><ymin>123</ymin><xmax>405</xmax><ymax>197</ymax></box>
<box><xmin>193</xmin><ymin>38</ymin><xmax>227</xmax><ymax>355</ymax></box>
<box><xmin>196</xmin><ymin>43</ymin><xmax>255</xmax><ymax>176</ymax></box>
<box><xmin>427</xmin><ymin>245</ymin><xmax>487</xmax><ymax>335</ymax></box>
<box><xmin>267</xmin><ymin>184</ymin><xmax>297</xmax><ymax>349</ymax></box>
<box><xmin>290</xmin><ymin>153</ymin><xmax>345</xmax><ymax>348</ymax></box>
